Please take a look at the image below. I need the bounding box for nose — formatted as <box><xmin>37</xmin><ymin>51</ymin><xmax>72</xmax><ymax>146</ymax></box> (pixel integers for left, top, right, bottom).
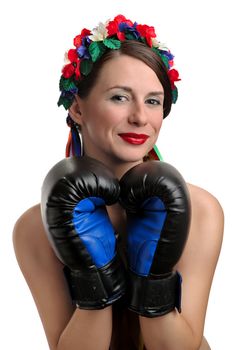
<box><xmin>128</xmin><ymin>101</ymin><xmax>147</xmax><ymax>126</ymax></box>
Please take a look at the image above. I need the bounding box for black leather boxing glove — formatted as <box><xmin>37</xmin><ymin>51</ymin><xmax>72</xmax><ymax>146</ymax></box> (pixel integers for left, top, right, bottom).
<box><xmin>119</xmin><ymin>160</ymin><xmax>191</xmax><ymax>317</ymax></box>
<box><xmin>41</xmin><ymin>156</ymin><xmax>126</xmax><ymax>309</ymax></box>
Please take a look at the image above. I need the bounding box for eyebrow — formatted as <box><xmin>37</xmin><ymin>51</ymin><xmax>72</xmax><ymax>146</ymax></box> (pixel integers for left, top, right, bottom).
<box><xmin>106</xmin><ymin>85</ymin><xmax>164</xmax><ymax>96</ymax></box>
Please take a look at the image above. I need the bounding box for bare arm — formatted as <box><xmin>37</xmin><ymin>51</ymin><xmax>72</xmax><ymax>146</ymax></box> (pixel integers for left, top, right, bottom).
<box><xmin>57</xmin><ymin>308</ymin><xmax>112</xmax><ymax>350</ymax></box>
<box><xmin>139</xmin><ymin>185</ymin><xmax>224</xmax><ymax>350</ymax></box>
<box><xmin>13</xmin><ymin>204</ymin><xmax>112</xmax><ymax>350</ymax></box>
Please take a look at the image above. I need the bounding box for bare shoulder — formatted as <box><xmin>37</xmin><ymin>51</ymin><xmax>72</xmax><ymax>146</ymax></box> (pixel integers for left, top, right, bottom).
<box><xmin>187</xmin><ymin>182</ymin><xmax>224</xmax><ymax>217</ymax></box>
<box><xmin>14</xmin><ymin>204</ymin><xmax>48</xmax><ymax>253</ymax></box>
<box><xmin>175</xmin><ymin>183</ymin><xmax>224</xmax><ymax>346</ymax></box>
<box><xmin>187</xmin><ymin>182</ymin><xmax>224</xmax><ymax>249</ymax></box>
<box><xmin>179</xmin><ymin>182</ymin><xmax>224</xmax><ymax>276</ymax></box>
<box><xmin>12</xmin><ymin>205</ymin><xmax>75</xmax><ymax>349</ymax></box>
<box><xmin>13</xmin><ymin>204</ymin><xmax>62</xmax><ymax>275</ymax></box>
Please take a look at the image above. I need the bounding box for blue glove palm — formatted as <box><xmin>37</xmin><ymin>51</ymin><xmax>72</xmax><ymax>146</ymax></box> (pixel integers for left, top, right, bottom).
<box><xmin>73</xmin><ymin>197</ymin><xmax>116</xmax><ymax>268</ymax></box>
<box><xmin>127</xmin><ymin>196</ymin><xmax>167</xmax><ymax>276</ymax></box>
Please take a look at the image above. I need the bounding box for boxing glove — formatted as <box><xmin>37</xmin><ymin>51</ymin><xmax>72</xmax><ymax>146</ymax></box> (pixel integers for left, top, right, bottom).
<box><xmin>119</xmin><ymin>160</ymin><xmax>191</xmax><ymax>317</ymax></box>
<box><xmin>41</xmin><ymin>156</ymin><xmax>126</xmax><ymax>309</ymax></box>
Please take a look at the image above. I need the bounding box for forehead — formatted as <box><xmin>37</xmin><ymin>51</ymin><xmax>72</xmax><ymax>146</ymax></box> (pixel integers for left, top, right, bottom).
<box><xmin>95</xmin><ymin>55</ymin><xmax>163</xmax><ymax>91</ymax></box>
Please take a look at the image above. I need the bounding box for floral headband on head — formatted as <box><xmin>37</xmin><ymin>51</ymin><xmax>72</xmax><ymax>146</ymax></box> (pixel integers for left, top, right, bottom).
<box><xmin>57</xmin><ymin>14</ymin><xmax>181</xmax><ymax>110</ymax></box>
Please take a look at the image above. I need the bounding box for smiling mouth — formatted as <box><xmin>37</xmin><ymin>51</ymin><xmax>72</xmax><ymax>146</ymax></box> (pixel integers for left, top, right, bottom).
<box><xmin>118</xmin><ymin>133</ymin><xmax>149</xmax><ymax>145</ymax></box>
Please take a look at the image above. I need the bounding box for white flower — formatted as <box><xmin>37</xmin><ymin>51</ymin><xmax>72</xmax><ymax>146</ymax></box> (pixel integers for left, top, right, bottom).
<box><xmin>152</xmin><ymin>38</ymin><xmax>169</xmax><ymax>51</ymax></box>
<box><xmin>89</xmin><ymin>21</ymin><xmax>108</xmax><ymax>41</ymax></box>
<box><xmin>151</xmin><ymin>38</ymin><xmax>160</xmax><ymax>48</ymax></box>
<box><xmin>64</xmin><ymin>52</ymin><xmax>70</xmax><ymax>64</ymax></box>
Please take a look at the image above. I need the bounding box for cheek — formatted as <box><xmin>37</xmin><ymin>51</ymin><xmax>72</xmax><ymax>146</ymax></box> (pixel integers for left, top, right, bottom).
<box><xmin>150</xmin><ymin>112</ymin><xmax>164</xmax><ymax>132</ymax></box>
<box><xmin>98</xmin><ymin>105</ymin><xmax>126</xmax><ymax>128</ymax></box>
<box><xmin>84</xmin><ymin>109</ymin><xmax>116</xmax><ymax>136</ymax></box>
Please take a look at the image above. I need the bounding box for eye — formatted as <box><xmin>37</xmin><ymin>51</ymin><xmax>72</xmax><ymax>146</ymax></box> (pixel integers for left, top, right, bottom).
<box><xmin>111</xmin><ymin>95</ymin><xmax>128</xmax><ymax>102</ymax></box>
<box><xmin>146</xmin><ymin>98</ymin><xmax>161</xmax><ymax>106</ymax></box>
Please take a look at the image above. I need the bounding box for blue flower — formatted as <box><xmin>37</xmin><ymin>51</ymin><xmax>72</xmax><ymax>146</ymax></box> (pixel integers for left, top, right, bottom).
<box><xmin>160</xmin><ymin>50</ymin><xmax>174</xmax><ymax>61</ymax></box>
<box><xmin>119</xmin><ymin>21</ymin><xmax>140</xmax><ymax>39</ymax></box>
<box><xmin>77</xmin><ymin>45</ymin><xmax>91</xmax><ymax>59</ymax></box>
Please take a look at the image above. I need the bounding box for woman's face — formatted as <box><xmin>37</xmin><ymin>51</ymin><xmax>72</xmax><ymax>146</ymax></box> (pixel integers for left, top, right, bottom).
<box><xmin>70</xmin><ymin>54</ymin><xmax>164</xmax><ymax>169</ymax></box>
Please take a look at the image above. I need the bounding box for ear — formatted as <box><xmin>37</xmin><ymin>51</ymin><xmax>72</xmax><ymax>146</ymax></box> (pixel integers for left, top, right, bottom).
<box><xmin>68</xmin><ymin>95</ymin><xmax>83</xmax><ymax>125</ymax></box>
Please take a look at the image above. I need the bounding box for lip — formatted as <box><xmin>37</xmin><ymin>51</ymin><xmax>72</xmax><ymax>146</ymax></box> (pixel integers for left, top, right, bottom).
<box><xmin>118</xmin><ymin>133</ymin><xmax>149</xmax><ymax>145</ymax></box>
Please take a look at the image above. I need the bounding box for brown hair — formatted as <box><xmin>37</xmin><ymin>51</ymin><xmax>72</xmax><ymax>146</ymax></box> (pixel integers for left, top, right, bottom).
<box><xmin>77</xmin><ymin>40</ymin><xmax>172</xmax><ymax>118</ymax></box>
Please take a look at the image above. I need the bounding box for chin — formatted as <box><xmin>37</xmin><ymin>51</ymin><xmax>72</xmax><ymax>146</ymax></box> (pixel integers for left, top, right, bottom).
<box><xmin>114</xmin><ymin>150</ymin><xmax>146</xmax><ymax>164</ymax></box>
<box><xmin>117</xmin><ymin>142</ymin><xmax>155</xmax><ymax>160</ymax></box>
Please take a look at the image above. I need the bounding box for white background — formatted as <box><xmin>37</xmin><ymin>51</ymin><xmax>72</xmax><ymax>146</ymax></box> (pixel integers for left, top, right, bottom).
<box><xmin>0</xmin><ymin>0</ymin><xmax>232</xmax><ymax>349</ymax></box>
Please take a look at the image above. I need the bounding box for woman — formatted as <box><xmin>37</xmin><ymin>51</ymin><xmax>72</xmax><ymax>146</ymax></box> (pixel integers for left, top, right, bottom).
<box><xmin>13</xmin><ymin>15</ymin><xmax>224</xmax><ymax>350</ymax></box>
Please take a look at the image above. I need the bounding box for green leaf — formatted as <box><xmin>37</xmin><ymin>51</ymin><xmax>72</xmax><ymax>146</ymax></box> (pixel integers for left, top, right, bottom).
<box><xmin>125</xmin><ymin>33</ymin><xmax>137</xmax><ymax>41</ymax></box>
<box><xmin>59</xmin><ymin>76</ymin><xmax>66</xmax><ymax>91</ymax></box>
<box><xmin>140</xmin><ymin>37</ymin><xmax>147</xmax><ymax>44</ymax></box>
<box><xmin>59</xmin><ymin>76</ymin><xmax>77</xmax><ymax>92</ymax></box>
<box><xmin>161</xmin><ymin>55</ymin><xmax>169</xmax><ymax>70</ymax></box>
<box><xmin>89</xmin><ymin>41</ymin><xmax>106</xmax><ymax>62</ymax></box>
<box><xmin>57</xmin><ymin>96</ymin><xmax>73</xmax><ymax>110</ymax></box>
<box><xmin>103</xmin><ymin>38</ymin><xmax>121</xmax><ymax>49</ymax></box>
<box><xmin>80</xmin><ymin>59</ymin><xmax>93</xmax><ymax>76</ymax></box>
<box><xmin>151</xmin><ymin>47</ymin><xmax>160</xmax><ymax>55</ymax></box>
<box><xmin>172</xmin><ymin>87</ymin><xmax>178</xmax><ymax>104</ymax></box>
<box><xmin>152</xmin><ymin>47</ymin><xmax>169</xmax><ymax>69</ymax></box>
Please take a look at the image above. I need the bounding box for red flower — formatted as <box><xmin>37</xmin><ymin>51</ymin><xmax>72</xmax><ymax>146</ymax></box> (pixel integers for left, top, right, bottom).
<box><xmin>62</xmin><ymin>61</ymin><xmax>80</xmax><ymax>79</ymax></box>
<box><xmin>136</xmin><ymin>24</ymin><xmax>156</xmax><ymax>47</ymax></box>
<box><xmin>62</xmin><ymin>63</ymin><xmax>75</xmax><ymax>79</ymax></box>
<box><xmin>67</xmin><ymin>49</ymin><xmax>78</xmax><ymax>62</ymax></box>
<box><xmin>73</xmin><ymin>28</ymin><xmax>91</xmax><ymax>47</ymax></box>
<box><xmin>62</xmin><ymin>49</ymin><xmax>81</xmax><ymax>79</ymax></box>
<box><xmin>107</xmin><ymin>14</ymin><xmax>133</xmax><ymax>40</ymax></box>
<box><xmin>74</xmin><ymin>61</ymin><xmax>81</xmax><ymax>79</ymax></box>
<box><xmin>168</xmin><ymin>69</ymin><xmax>181</xmax><ymax>89</ymax></box>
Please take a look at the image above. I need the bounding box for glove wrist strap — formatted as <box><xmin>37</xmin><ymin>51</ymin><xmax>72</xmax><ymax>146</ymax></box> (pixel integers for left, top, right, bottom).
<box><xmin>64</xmin><ymin>255</ymin><xmax>126</xmax><ymax>309</ymax></box>
<box><xmin>128</xmin><ymin>270</ymin><xmax>182</xmax><ymax>317</ymax></box>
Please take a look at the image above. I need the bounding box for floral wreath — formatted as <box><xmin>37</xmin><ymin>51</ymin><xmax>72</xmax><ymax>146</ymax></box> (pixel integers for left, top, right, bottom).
<box><xmin>57</xmin><ymin>14</ymin><xmax>180</xmax><ymax>110</ymax></box>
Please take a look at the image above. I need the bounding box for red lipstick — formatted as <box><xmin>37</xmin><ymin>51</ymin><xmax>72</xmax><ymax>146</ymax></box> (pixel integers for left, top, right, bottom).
<box><xmin>119</xmin><ymin>133</ymin><xmax>149</xmax><ymax>145</ymax></box>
